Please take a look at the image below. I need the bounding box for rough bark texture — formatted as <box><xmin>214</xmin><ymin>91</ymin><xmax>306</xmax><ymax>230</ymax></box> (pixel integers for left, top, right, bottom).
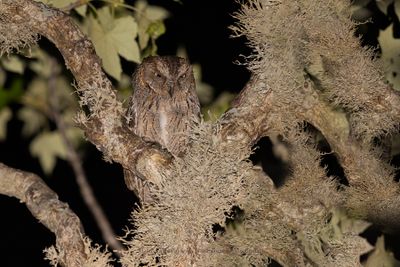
<box><xmin>1</xmin><ymin>0</ymin><xmax>400</xmax><ymax>266</ymax></box>
<box><xmin>0</xmin><ymin>163</ymin><xmax>87</xmax><ymax>267</ymax></box>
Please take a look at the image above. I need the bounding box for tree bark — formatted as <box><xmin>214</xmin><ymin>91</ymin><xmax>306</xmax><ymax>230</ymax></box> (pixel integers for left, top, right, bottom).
<box><xmin>0</xmin><ymin>163</ymin><xmax>87</xmax><ymax>267</ymax></box>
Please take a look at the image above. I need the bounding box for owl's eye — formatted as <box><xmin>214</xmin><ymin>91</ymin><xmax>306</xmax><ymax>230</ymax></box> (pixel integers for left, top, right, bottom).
<box><xmin>178</xmin><ymin>73</ymin><xmax>187</xmax><ymax>82</ymax></box>
<box><xmin>154</xmin><ymin>72</ymin><xmax>162</xmax><ymax>78</ymax></box>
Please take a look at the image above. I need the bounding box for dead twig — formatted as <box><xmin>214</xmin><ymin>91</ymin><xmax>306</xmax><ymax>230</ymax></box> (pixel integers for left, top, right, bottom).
<box><xmin>47</xmin><ymin>58</ymin><xmax>124</xmax><ymax>254</ymax></box>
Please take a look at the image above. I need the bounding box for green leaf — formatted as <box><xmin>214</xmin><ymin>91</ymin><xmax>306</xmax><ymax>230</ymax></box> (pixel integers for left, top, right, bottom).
<box><xmin>30</xmin><ymin>131</ymin><xmax>67</xmax><ymax>175</ymax></box>
<box><xmin>0</xmin><ymin>78</ymin><xmax>24</xmax><ymax>109</ymax></box>
<box><xmin>192</xmin><ymin>63</ymin><xmax>214</xmax><ymax>104</ymax></box>
<box><xmin>378</xmin><ymin>23</ymin><xmax>400</xmax><ymax>90</ymax></box>
<box><xmin>365</xmin><ymin>236</ymin><xmax>400</xmax><ymax>267</ymax></box>
<box><xmin>28</xmin><ymin>48</ymin><xmax>53</xmax><ymax>78</ymax></box>
<box><xmin>178</xmin><ymin>50</ymin><xmax>211</xmax><ymax>100</ymax></box>
<box><xmin>88</xmin><ymin>14</ymin><xmax>121</xmax><ymax>81</ymax></box>
<box><xmin>21</xmin><ymin>78</ymin><xmax>49</xmax><ymax>113</ymax></box>
<box><xmin>96</xmin><ymin>5</ymin><xmax>115</xmax><ymax>31</ymax></box>
<box><xmin>202</xmin><ymin>92</ymin><xmax>235</xmax><ymax>121</ymax></box>
<box><xmin>17</xmin><ymin>107</ymin><xmax>47</xmax><ymax>137</ymax></box>
<box><xmin>0</xmin><ymin>107</ymin><xmax>12</xmax><ymax>141</ymax></box>
<box><xmin>135</xmin><ymin>0</ymin><xmax>169</xmax><ymax>50</ymax></box>
<box><xmin>147</xmin><ymin>20</ymin><xmax>166</xmax><ymax>39</ymax></box>
<box><xmin>87</xmin><ymin>7</ymin><xmax>140</xmax><ymax>80</ymax></box>
<box><xmin>75</xmin><ymin>5</ymin><xmax>87</xmax><ymax>16</ymax></box>
<box><xmin>142</xmin><ymin>2</ymin><xmax>169</xmax><ymax>20</ymax></box>
<box><xmin>1</xmin><ymin>55</ymin><xmax>25</xmax><ymax>74</ymax></box>
<box><xmin>322</xmin><ymin>209</ymin><xmax>371</xmax><ymax>241</ymax></box>
<box><xmin>64</xmin><ymin>126</ymin><xmax>84</xmax><ymax>148</ymax></box>
<box><xmin>351</xmin><ymin>0</ymin><xmax>373</xmax><ymax>22</ymax></box>
<box><xmin>111</xmin><ymin>17</ymin><xmax>140</xmax><ymax>63</ymax></box>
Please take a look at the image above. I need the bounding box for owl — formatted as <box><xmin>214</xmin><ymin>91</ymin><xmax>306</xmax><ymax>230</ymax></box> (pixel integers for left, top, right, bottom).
<box><xmin>124</xmin><ymin>56</ymin><xmax>200</xmax><ymax>203</ymax></box>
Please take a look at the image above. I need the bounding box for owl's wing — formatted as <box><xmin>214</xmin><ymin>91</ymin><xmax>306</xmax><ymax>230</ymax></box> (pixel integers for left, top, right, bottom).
<box><xmin>123</xmin><ymin>169</ymin><xmax>154</xmax><ymax>204</ymax></box>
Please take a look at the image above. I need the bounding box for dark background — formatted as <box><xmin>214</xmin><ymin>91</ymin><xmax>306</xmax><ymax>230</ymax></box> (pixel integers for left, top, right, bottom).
<box><xmin>0</xmin><ymin>0</ymin><xmax>400</xmax><ymax>266</ymax></box>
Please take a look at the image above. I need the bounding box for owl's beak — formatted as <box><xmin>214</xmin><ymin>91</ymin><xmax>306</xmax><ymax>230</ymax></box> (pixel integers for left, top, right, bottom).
<box><xmin>167</xmin><ymin>82</ymin><xmax>175</xmax><ymax>97</ymax></box>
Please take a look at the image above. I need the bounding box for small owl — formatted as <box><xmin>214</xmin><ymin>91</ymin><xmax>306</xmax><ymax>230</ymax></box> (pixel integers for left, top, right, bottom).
<box><xmin>124</xmin><ymin>56</ymin><xmax>200</xmax><ymax>202</ymax></box>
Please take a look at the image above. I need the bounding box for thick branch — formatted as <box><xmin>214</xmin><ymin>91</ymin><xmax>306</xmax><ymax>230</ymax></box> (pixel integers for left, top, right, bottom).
<box><xmin>307</xmin><ymin>91</ymin><xmax>399</xmax><ymax>230</ymax></box>
<box><xmin>296</xmin><ymin>81</ymin><xmax>400</xmax><ymax>229</ymax></box>
<box><xmin>0</xmin><ymin>0</ymin><xmax>171</xmax><ymax>188</ymax></box>
<box><xmin>218</xmin><ymin>76</ymin><xmax>273</xmax><ymax>147</ymax></box>
<box><xmin>0</xmin><ymin>163</ymin><xmax>87</xmax><ymax>267</ymax></box>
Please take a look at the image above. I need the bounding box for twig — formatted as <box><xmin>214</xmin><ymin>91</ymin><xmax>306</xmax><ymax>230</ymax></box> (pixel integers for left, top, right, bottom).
<box><xmin>47</xmin><ymin>58</ymin><xmax>124</xmax><ymax>254</ymax></box>
<box><xmin>0</xmin><ymin>162</ymin><xmax>88</xmax><ymax>267</ymax></box>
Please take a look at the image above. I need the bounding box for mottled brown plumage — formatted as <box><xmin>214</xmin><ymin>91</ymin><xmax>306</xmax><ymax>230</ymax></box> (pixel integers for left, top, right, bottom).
<box><xmin>124</xmin><ymin>56</ymin><xmax>200</xmax><ymax>203</ymax></box>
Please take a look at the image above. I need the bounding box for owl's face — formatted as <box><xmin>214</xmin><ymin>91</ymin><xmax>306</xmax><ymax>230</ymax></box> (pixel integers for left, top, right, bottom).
<box><xmin>134</xmin><ymin>56</ymin><xmax>195</xmax><ymax>99</ymax></box>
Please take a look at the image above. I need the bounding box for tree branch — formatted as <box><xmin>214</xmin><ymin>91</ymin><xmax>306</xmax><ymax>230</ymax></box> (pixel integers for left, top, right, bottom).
<box><xmin>301</xmin><ymin>82</ymin><xmax>400</xmax><ymax>229</ymax></box>
<box><xmin>218</xmin><ymin>76</ymin><xmax>273</xmax><ymax>147</ymax></box>
<box><xmin>0</xmin><ymin>162</ymin><xmax>87</xmax><ymax>267</ymax></box>
<box><xmin>47</xmin><ymin>58</ymin><xmax>124</xmax><ymax>254</ymax></box>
